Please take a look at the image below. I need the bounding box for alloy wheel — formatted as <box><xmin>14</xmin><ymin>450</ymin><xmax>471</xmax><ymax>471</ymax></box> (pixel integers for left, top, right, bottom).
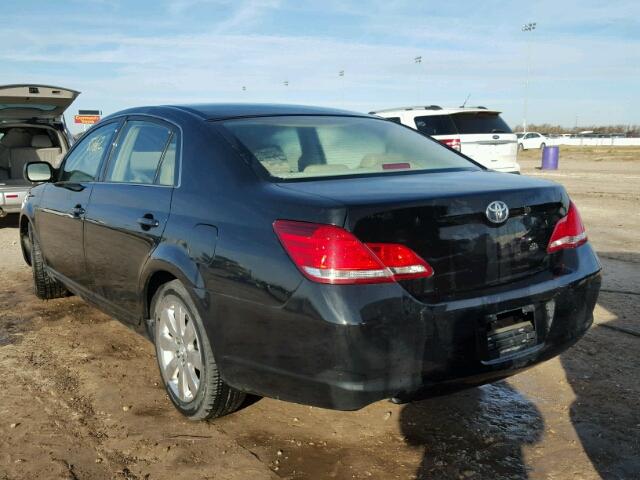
<box><xmin>155</xmin><ymin>295</ymin><xmax>203</xmax><ymax>403</ymax></box>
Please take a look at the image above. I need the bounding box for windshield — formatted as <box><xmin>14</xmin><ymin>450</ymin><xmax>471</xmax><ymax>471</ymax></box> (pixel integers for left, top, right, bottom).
<box><xmin>221</xmin><ymin>116</ymin><xmax>479</xmax><ymax>180</ymax></box>
<box><xmin>450</xmin><ymin>112</ymin><xmax>513</xmax><ymax>134</ymax></box>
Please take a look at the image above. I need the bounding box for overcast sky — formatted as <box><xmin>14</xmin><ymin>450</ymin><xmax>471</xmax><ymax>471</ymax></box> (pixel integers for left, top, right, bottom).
<box><xmin>2</xmin><ymin>0</ymin><xmax>638</xmax><ymax>132</ymax></box>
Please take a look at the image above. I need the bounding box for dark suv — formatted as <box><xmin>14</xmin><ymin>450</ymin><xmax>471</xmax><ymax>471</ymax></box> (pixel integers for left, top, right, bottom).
<box><xmin>21</xmin><ymin>104</ymin><xmax>601</xmax><ymax>420</ymax></box>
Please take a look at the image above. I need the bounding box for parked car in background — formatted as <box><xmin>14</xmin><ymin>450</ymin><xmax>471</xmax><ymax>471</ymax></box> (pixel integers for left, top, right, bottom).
<box><xmin>21</xmin><ymin>104</ymin><xmax>601</xmax><ymax>421</ymax></box>
<box><xmin>0</xmin><ymin>84</ymin><xmax>78</xmax><ymax>217</ymax></box>
<box><xmin>371</xmin><ymin>105</ymin><xmax>520</xmax><ymax>173</ymax></box>
<box><xmin>517</xmin><ymin>131</ymin><xmax>548</xmax><ymax>151</ymax></box>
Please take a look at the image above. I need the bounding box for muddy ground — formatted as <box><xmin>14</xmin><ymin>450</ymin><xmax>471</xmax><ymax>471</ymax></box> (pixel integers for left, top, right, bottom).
<box><xmin>0</xmin><ymin>146</ymin><xmax>638</xmax><ymax>480</ymax></box>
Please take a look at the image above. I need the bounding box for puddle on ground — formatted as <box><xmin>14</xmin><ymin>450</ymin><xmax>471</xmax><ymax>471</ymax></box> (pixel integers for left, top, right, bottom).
<box><xmin>216</xmin><ymin>382</ymin><xmax>545</xmax><ymax>480</ymax></box>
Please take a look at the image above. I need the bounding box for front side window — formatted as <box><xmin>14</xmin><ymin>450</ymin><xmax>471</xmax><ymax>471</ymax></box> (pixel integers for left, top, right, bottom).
<box><xmin>105</xmin><ymin>121</ymin><xmax>175</xmax><ymax>185</ymax></box>
<box><xmin>221</xmin><ymin>116</ymin><xmax>479</xmax><ymax>180</ymax></box>
<box><xmin>414</xmin><ymin>115</ymin><xmax>457</xmax><ymax>136</ymax></box>
<box><xmin>61</xmin><ymin>122</ymin><xmax>119</xmax><ymax>182</ymax></box>
<box><xmin>450</xmin><ymin>112</ymin><xmax>512</xmax><ymax>134</ymax></box>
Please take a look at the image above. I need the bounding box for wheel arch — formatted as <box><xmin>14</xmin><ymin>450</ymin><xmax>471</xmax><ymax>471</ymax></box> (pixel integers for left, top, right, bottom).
<box><xmin>140</xmin><ymin>243</ymin><xmax>205</xmax><ymax>321</ymax></box>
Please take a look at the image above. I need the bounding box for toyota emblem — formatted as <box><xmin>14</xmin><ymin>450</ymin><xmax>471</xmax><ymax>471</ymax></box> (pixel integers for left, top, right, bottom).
<box><xmin>486</xmin><ymin>201</ymin><xmax>509</xmax><ymax>224</ymax></box>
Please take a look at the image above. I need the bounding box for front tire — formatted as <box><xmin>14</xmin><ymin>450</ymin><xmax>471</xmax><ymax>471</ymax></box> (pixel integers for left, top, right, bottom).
<box><xmin>518</xmin><ymin>143</ymin><xmax>524</xmax><ymax>152</ymax></box>
<box><xmin>151</xmin><ymin>280</ymin><xmax>245</xmax><ymax>420</ymax></box>
<box><xmin>29</xmin><ymin>223</ymin><xmax>67</xmax><ymax>300</ymax></box>
<box><xmin>540</xmin><ymin>142</ymin><xmax>546</xmax><ymax>150</ymax></box>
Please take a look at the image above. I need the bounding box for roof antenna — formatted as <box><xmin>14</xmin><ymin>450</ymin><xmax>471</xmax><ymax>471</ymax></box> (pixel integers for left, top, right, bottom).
<box><xmin>461</xmin><ymin>93</ymin><xmax>471</xmax><ymax>108</ymax></box>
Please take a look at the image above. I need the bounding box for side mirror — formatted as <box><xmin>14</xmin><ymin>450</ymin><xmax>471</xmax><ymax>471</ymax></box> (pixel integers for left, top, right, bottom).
<box><xmin>24</xmin><ymin>162</ymin><xmax>53</xmax><ymax>183</ymax></box>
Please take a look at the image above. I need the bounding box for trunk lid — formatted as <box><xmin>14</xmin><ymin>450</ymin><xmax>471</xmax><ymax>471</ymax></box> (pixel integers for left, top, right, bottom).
<box><xmin>277</xmin><ymin>170</ymin><xmax>568</xmax><ymax>302</ymax></box>
<box><xmin>0</xmin><ymin>84</ymin><xmax>80</xmax><ymax>121</ymax></box>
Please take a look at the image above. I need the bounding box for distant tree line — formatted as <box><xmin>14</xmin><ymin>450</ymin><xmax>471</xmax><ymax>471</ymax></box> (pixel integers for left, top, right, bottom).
<box><xmin>514</xmin><ymin>124</ymin><xmax>640</xmax><ymax>136</ymax></box>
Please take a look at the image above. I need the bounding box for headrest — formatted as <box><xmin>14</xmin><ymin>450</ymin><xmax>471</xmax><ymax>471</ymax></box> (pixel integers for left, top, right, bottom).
<box><xmin>0</xmin><ymin>129</ymin><xmax>31</xmax><ymax>147</ymax></box>
<box><xmin>31</xmin><ymin>134</ymin><xmax>53</xmax><ymax>148</ymax></box>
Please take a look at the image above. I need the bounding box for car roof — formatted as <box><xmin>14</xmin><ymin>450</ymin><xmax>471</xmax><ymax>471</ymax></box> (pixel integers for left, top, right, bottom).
<box><xmin>371</xmin><ymin>106</ymin><xmax>501</xmax><ymax>116</ymax></box>
<box><xmin>106</xmin><ymin>103</ymin><xmax>368</xmax><ymax>122</ymax></box>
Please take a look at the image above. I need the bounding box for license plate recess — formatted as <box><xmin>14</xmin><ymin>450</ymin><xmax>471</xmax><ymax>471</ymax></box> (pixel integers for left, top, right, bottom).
<box><xmin>483</xmin><ymin>305</ymin><xmax>537</xmax><ymax>360</ymax></box>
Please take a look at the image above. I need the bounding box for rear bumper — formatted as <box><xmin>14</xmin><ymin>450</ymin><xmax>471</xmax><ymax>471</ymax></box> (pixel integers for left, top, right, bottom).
<box><xmin>0</xmin><ymin>189</ymin><xmax>28</xmax><ymax>216</ymax></box>
<box><xmin>209</xmin><ymin>243</ymin><xmax>601</xmax><ymax>410</ymax></box>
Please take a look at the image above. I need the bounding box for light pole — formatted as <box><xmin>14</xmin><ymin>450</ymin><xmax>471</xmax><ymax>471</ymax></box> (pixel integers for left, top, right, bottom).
<box><xmin>522</xmin><ymin>22</ymin><xmax>536</xmax><ymax>133</ymax></box>
<box><xmin>414</xmin><ymin>56</ymin><xmax>422</xmax><ymax>104</ymax></box>
<box><xmin>338</xmin><ymin>70</ymin><xmax>345</xmax><ymax>106</ymax></box>
<box><xmin>283</xmin><ymin>80</ymin><xmax>289</xmax><ymax>102</ymax></box>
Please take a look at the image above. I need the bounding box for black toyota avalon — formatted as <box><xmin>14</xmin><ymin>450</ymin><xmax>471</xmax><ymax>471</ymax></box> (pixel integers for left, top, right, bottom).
<box><xmin>20</xmin><ymin>104</ymin><xmax>601</xmax><ymax>420</ymax></box>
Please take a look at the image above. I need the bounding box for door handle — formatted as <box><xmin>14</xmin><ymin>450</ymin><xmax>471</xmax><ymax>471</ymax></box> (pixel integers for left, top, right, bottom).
<box><xmin>71</xmin><ymin>205</ymin><xmax>85</xmax><ymax>217</ymax></box>
<box><xmin>137</xmin><ymin>215</ymin><xmax>159</xmax><ymax>229</ymax></box>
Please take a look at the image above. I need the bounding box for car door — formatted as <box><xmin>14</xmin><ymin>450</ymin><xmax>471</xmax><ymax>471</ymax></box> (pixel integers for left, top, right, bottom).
<box><xmin>83</xmin><ymin>118</ymin><xmax>178</xmax><ymax>323</ymax></box>
<box><xmin>527</xmin><ymin>133</ymin><xmax>541</xmax><ymax>149</ymax></box>
<box><xmin>36</xmin><ymin>121</ymin><xmax>121</xmax><ymax>288</ymax></box>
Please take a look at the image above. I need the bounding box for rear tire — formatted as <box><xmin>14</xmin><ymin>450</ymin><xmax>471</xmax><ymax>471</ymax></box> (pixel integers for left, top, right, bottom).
<box><xmin>540</xmin><ymin>142</ymin><xmax>546</xmax><ymax>150</ymax></box>
<box><xmin>151</xmin><ymin>280</ymin><xmax>245</xmax><ymax>420</ymax></box>
<box><xmin>29</xmin><ymin>223</ymin><xmax>67</xmax><ymax>300</ymax></box>
<box><xmin>518</xmin><ymin>143</ymin><xmax>524</xmax><ymax>152</ymax></box>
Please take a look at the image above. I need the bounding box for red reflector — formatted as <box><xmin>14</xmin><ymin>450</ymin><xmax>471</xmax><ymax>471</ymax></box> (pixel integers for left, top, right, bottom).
<box><xmin>382</xmin><ymin>162</ymin><xmax>411</xmax><ymax>170</ymax></box>
<box><xmin>547</xmin><ymin>201</ymin><xmax>587</xmax><ymax>253</ymax></box>
<box><xmin>440</xmin><ymin>138</ymin><xmax>461</xmax><ymax>151</ymax></box>
<box><xmin>273</xmin><ymin>220</ymin><xmax>434</xmax><ymax>284</ymax></box>
<box><xmin>6</xmin><ymin>194</ymin><xmax>18</xmax><ymax>199</ymax></box>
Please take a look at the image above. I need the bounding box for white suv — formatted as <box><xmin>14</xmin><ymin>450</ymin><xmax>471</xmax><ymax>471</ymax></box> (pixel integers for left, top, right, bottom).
<box><xmin>370</xmin><ymin>105</ymin><xmax>520</xmax><ymax>173</ymax></box>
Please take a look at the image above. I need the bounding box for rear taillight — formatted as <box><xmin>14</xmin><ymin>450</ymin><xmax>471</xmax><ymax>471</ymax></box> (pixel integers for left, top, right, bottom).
<box><xmin>365</xmin><ymin>243</ymin><xmax>434</xmax><ymax>280</ymax></box>
<box><xmin>440</xmin><ymin>138</ymin><xmax>461</xmax><ymax>151</ymax></box>
<box><xmin>273</xmin><ymin>220</ymin><xmax>434</xmax><ymax>284</ymax></box>
<box><xmin>547</xmin><ymin>201</ymin><xmax>587</xmax><ymax>253</ymax></box>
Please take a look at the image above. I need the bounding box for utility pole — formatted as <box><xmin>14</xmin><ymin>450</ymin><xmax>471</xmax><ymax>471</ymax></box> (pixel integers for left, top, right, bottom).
<box><xmin>338</xmin><ymin>70</ymin><xmax>345</xmax><ymax>106</ymax></box>
<box><xmin>521</xmin><ymin>22</ymin><xmax>537</xmax><ymax>133</ymax></box>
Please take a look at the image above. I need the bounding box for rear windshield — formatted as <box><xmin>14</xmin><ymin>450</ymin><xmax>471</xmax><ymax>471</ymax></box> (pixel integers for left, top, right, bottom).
<box><xmin>0</xmin><ymin>103</ymin><xmax>57</xmax><ymax>111</ymax></box>
<box><xmin>220</xmin><ymin>116</ymin><xmax>479</xmax><ymax>180</ymax></box>
<box><xmin>415</xmin><ymin>112</ymin><xmax>513</xmax><ymax>136</ymax></box>
<box><xmin>450</xmin><ymin>112</ymin><xmax>512</xmax><ymax>134</ymax></box>
<box><xmin>414</xmin><ymin>115</ymin><xmax>457</xmax><ymax>136</ymax></box>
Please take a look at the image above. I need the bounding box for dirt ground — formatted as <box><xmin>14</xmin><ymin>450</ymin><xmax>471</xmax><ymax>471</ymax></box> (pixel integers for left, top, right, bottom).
<box><xmin>0</xmin><ymin>146</ymin><xmax>638</xmax><ymax>480</ymax></box>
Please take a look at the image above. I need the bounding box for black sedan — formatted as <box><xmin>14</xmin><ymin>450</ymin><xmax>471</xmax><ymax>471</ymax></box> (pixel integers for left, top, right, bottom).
<box><xmin>20</xmin><ymin>104</ymin><xmax>601</xmax><ymax>420</ymax></box>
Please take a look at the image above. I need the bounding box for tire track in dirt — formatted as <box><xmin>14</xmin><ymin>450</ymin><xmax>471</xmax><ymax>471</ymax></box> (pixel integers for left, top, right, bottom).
<box><xmin>0</xmin><ymin>273</ymin><xmax>278</xmax><ymax>480</ymax></box>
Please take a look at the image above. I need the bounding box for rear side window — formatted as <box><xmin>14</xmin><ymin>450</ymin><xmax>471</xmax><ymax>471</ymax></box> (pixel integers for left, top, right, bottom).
<box><xmin>61</xmin><ymin>122</ymin><xmax>119</xmax><ymax>182</ymax></box>
<box><xmin>105</xmin><ymin>121</ymin><xmax>176</xmax><ymax>185</ymax></box>
<box><xmin>221</xmin><ymin>115</ymin><xmax>478</xmax><ymax>180</ymax></box>
<box><xmin>450</xmin><ymin>113</ymin><xmax>512</xmax><ymax>134</ymax></box>
<box><xmin>414</xmin><ymin>115</ymin><xmax>457</xmax><ymax>136</ymax></box>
